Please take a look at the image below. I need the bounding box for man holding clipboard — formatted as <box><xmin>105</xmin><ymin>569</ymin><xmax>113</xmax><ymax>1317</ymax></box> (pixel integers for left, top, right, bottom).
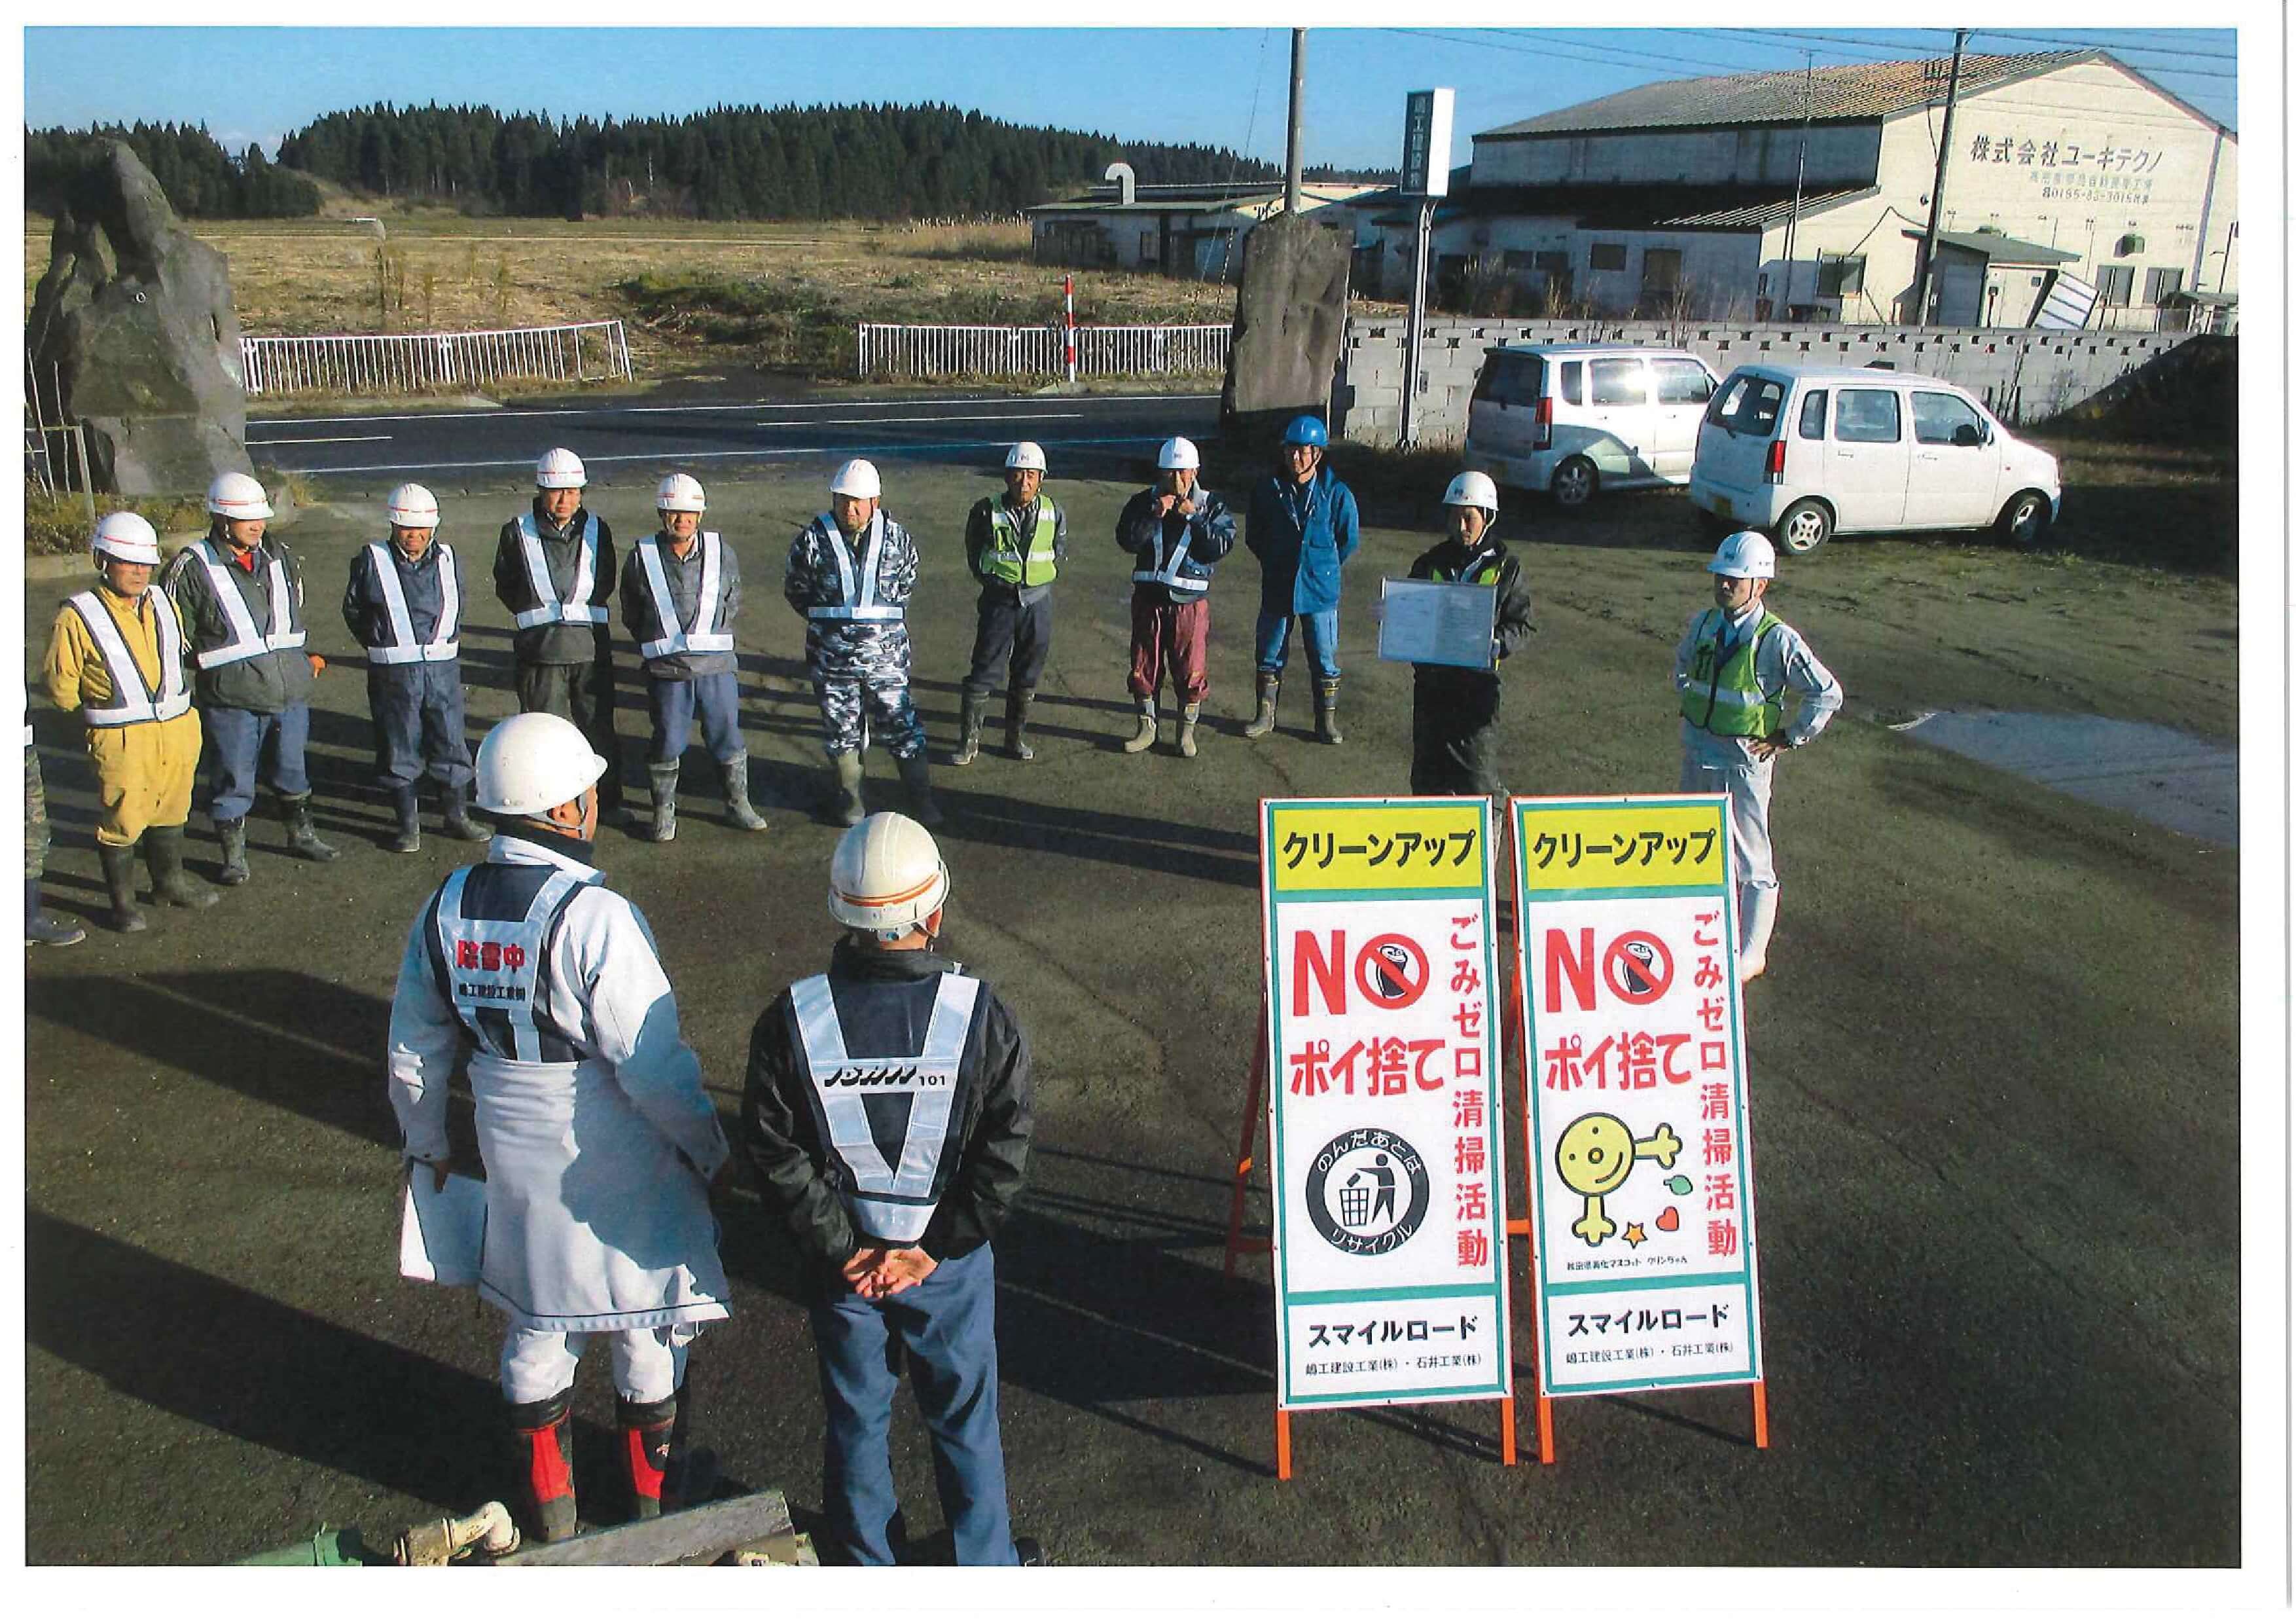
<box><xmin>1380</xmin><ymin>472</ymin><xmax>1535</xmax><ymax>797</ymax></box>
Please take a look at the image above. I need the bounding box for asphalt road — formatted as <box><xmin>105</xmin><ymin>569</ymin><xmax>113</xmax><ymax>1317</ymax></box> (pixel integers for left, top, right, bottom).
<box><xmin>244</xmin><ymin>388</ymin><xmax>1223</xmax><ymax>488</ymax></box>
<box><xmin>20</xmin><ymin>464</ymin><xmax>2247</xmax><ymax>1595</ymax></box>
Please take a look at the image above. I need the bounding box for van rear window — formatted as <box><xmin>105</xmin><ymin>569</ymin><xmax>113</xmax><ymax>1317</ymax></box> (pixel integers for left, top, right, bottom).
<box><xmin>1798</xmin><ymin>391</ymin><xmax>1828</xmax><ymax>439</ymax></box>
<box><xmin>1709</xmin><ymin>374</ymin><xmax>1785</xmax><ymax>437</ymax></box>
<box><xmin>1472</xmin><ymin>352</ymin><xmax>1544</xmax><ymax>408</ymax></box>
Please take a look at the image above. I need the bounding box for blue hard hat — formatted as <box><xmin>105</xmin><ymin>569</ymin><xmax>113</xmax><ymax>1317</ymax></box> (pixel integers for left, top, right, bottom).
<box><xmin>1280</xmin><ymin>414</ymin><xmax>1329</xmax><ymax>448</ymax></box>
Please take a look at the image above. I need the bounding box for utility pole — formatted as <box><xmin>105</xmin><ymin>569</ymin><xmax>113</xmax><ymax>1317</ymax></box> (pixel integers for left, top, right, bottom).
<box><xmin>1910</xmin><ymin>29</ymin><xmax>1968</xmax><ymax>327</ymax></box>
<box><xmin>1284</xmin><ymin>29</ymin><xmax>1306</xmax><ymax>216</ymax></box>
<box><xmin>1778</xmin><ymin>52</ymin><xmax>1812</xmax><ymax>318</ymax></box>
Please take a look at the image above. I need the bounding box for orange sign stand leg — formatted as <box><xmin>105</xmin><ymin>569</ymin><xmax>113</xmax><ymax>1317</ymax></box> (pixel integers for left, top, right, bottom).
<box><xmin>1223</xmin><ymin>995</ymin><xmax>1272</xmax><ymax>1281</ymax></box>
<box><xmin>1275</xmin><ymin>1408</ymin><xmax>1293</xmax><ymax>1480</ymax></box>
<box><xmin>1751</xmin><ymin>1380</ymin><xmax>1770</xmax><ymax>1448</ymax></box>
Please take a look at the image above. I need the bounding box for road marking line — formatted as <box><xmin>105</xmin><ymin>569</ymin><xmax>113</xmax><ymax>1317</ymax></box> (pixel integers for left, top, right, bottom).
<box><xmin>253</xmin><ymin>392</ymin><xmax>1219</xmax><ymax>429</ymax></box>
<box><xmin>757</xmin><ymin>412</ymin><xmax>1085</xmax><ymax>428</ymax></box>
<box><xmin>244</xmin><ymin>434</ymin><xmax>393</xmax><ymax>446</ymax></box>
<box><xmin>297</xmin><ymin>433</ymin><xmax>1203</xmax><ymax>476</ymax></box>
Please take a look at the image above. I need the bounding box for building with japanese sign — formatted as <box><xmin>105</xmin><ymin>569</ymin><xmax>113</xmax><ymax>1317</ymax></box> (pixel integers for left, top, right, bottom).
<box><xmin>1258</xmin><ymin>797</ymin><xmax>1513</xmax><ymax>1413</ymax></box>
<box><xmin>1509</xmin><ymin>795</ymin><xmax>1765</xmax><ymax>1402</ymax></box>
<box><xmin>1346</xmin><ymin>50</ymin><xmax>2235</xmax><ymax>331</ymax></box>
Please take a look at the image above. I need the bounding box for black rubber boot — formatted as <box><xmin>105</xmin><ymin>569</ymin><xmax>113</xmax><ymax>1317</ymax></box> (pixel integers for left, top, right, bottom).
<box><xmin>1314</xmin><ymin>677</ymin><xmax>1344</xmax><ymax>745</ymax></box>
<box><xmin>951</xmin><ymin>690</ymin><xmax>986</xmax><ymax>767</ymax></box>
<box><xmin>144</xmin><ymin>825</ymin><xmax>219</xmax><ymax>909</ymax></box>
<box><xmin>896</xmin><ymin>752</ymin><xmax>944</xmax><ymax>828</ymax></box>
<box><xmin>386</xmin><ymin>787</ymin><xmax>422</xmax><ymax>854</ymax></box>
<box><xmin>719</xmin><ymin>754</ymin><xmax>769</xmax><ymax>831</ymax></box>
<box><xmin>829</xmin><ymin>751</ymin><xmax>867</xmax><ymax>827</ymax></box>
<box><xmin>645</xmin><ymin>763</ymin><xmax>679</xmax><ymax>843</ymax></box>
<box><xmin>99</xmin><ymin>841</ymin><xmax>147</xmax><ymax>933</ymax></box>
<box><xmin>280</xmin><ymin>793</ymin><xmax>339</xmax><ymax>862</ymax></box>
<box><xmin>1243</xmin><ymin>672</ymin><xmax>1280</xmax><ymax>739</ymax></box>
<box><xmin>617</xmin><ymin>1393</ymin><xmax>679</xmax><ymax>1522</ymax></box>
<box><xmin>1005</xmin><ymin>687</ymin><xmax>1035</xmax><ymax>761</ymax></box>
<box><xmin>439</xmin><ymin>782</ymin><xmax>488</xmax><ymax>842</ymax></box>
<box><xmin>26</xmin><ymin>875</ymin><xmax>85</xmax><ymax>947</ymax></box>
<box><xmin>507</xmin><ymin>1390</ymin><xmax>578</xmax><ymax>1544</ymax></box>
<box><xmin>215</xmin><ymin>817</ymin><xmax>250</xmax><ymax>886</ymax></box>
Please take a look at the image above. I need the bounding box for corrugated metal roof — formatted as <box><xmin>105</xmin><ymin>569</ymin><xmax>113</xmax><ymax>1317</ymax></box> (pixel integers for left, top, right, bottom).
<box><xmin>1656</xmin><ymin>186</ymin><xmax>1878</xmax><ymax>229</ymax></box>
<box><xmin>1479</xmin><ymin>51</ymin><xmax>2094</xmax><ymax>138</ymax></box>
<box><xmin>1918</xmin><ymin>228</ymin><xmax>2083</xmax><ymax>265</ymax></box>
<box><xmin>1356</xmin><ymin>181</ymin><xmax>1876</xmax><ymax>232</ymax></box>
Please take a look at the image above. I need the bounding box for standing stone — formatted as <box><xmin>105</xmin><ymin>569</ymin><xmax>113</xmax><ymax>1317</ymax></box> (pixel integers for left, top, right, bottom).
<box><xmin>27</xmin><ymin>139</ymin><xmax>253</xmax><ymax>496</ymax></box>
<box><xmin>1219</xmin><ymin>213</ymin><xmax>1353</xmax><ymax>447</ymax></box>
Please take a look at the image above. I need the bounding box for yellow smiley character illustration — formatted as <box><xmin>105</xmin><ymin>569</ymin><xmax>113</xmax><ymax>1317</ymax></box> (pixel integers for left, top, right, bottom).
<box><xmin>1555</xmin><ymin>1112</ymin><xmax>1683</xmax><ymax>1246</ymax></box>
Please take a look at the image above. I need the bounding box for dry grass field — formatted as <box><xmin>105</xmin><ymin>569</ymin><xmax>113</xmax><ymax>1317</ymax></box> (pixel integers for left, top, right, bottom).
<box><xmin>24</xmin><ymin>210</ymin><xmax>1236</xmax><ymax>377</ymax></box>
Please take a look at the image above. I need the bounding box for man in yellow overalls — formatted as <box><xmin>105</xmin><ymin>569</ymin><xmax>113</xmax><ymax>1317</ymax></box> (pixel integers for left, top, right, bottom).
<box><xmin>42</xmin><ymin>513</ymin><xmax>217</xmax><ymax>932</ymax></box>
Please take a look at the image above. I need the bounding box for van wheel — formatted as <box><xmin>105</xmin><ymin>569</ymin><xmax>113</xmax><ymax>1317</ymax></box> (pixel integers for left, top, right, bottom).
<box><xmin>1775</xmin><ymin>500</ymin><xmax>1833</xmax><ymax>555</ymax></box>
<box><xmin>1549</xmin><ymin>457</ymin><xmax>1598</xmax><ymax>509</ymax></box>
<box><xmin>1996</xmin><ymin>489</ymin><xmax>2052</xmax><ymax>549</ymax></box>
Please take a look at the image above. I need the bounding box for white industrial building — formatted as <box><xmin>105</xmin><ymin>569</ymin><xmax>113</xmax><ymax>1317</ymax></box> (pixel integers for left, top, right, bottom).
<box><xmin>1029</xmin><ymin>168</ymin><xmax>1379</xmax><ymax>280</ymax></box>
<box><xmin>1348</xmin><ymin>50</ymin><xmax>2236</xmax><ymax>331</ymax></box>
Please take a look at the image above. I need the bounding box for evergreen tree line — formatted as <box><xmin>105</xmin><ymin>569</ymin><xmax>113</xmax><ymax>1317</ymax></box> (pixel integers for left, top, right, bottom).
<box><xmin>272</xmin><ymin>100</ymin><xmax>1283</xmax><ymax>220</ymax></box>
<box><xmin>26</xmin><ymin>122</ymin><xmax>322</xmax><ymax>218</ymax></box>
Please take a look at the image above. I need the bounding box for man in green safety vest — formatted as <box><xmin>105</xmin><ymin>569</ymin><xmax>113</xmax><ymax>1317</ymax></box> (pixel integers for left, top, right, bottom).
<box><xmin>952</xmin><ymin>442</ymin><xmax>1067</xmax><ymax>766</ymax></box>
<box><xmin>1674</xmin><ymin>530</ymin><xmax>1842</xmax><ymax>981</ymax></box>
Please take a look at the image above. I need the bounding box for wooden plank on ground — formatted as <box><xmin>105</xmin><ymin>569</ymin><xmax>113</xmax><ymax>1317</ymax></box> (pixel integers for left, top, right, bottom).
<box><xmin>495</xmin><ymin>1489</ymin><xmax>795</xmax><ymax>1567</ymax></box>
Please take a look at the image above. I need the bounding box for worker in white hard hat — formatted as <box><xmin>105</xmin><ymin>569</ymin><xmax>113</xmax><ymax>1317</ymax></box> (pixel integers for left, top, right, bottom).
<box><xmin>1676</xmin><ymin>530</ymin><xmax>1843</xmax><ymax>981</ymax></box>
<box><xmin>1244</xmin><ymin>415</ymin><xmax>1360</xmax><ymax>745</ymax></box>
<box><xmin>342</xmin><ymin>483</ymin><xmax>484</xmax><ymax>854</ymax></box>
<box><xmin>1112</xmin><ymin>436</ymin><xmax>1235</xmax><ymax>757</ymax></box>
<box><xmin>783</xmin><ymin>458</ymin><xmax>940</xmax><ymax>828</ymax></box>
<box><xmin>1404</xmin><ymin>471</ymin><xmax>1535</xmax><ymax>798</ymax></box>
<box><xmin>387</xmin><ymin>711</ymin><xmax>732</xmax><ymax>1544</ymax></box>
<box><xmin>43</xmin><ymin>511</ymin><xmax>215</xmax><ymax>932</ymax></box>
<box><xmin>952</xmin><ymin>441</ymin><xmax>1067</xmax><ymax>767</ymax></box>
<box><xmin>740</xmin><ymin>812</ymin><xmax>1043</xmax><ymax>1568</ymax></box>
<box><xmin>493</xmin><ymin>447</ymin><xmax>623</xmax><ymax>820</ymax></box>
<box><xmin>618</xmin><ymin>471</ymin><xmax>766</xmax><ymax>842</ymax></box>
<box><xmin>160</xmin><ymin>470</ymin><xmax>336</xmax><ymax>885</ymax></box>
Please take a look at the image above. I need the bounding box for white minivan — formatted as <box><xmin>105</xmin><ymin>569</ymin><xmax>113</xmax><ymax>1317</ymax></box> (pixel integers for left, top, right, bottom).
<box><xmin>1464</xmin><ymin>343</ymin><xmax>1720</xmax><ymax>507</ymax></box>
<box><xmin>1688</xmin><ymin>364</ymin><xmax>2060</xmax><ymax>554</ymax></box>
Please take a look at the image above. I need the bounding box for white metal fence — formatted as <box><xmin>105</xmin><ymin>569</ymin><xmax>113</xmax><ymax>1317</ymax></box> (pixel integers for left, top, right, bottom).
<box><xmin>856</xmin><ymin>322</ymin><xmax>1231</xmax><ymax>380</ymax></box>
<box><xmin>238</xmin><ymin>319</ymin><xmax>634</xmax><ymax>397</ymax></box>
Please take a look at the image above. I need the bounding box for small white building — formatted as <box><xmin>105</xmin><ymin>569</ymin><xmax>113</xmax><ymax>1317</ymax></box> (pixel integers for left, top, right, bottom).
<box><xmin>1352</xmin><ymin>50</ymin><xmax>2236</xmax><ymax>330</ymax></box>
<box><xmin>1029</xmin><ymin>172</ymin><xmax>1380</xmax><ymax>280</ymax></box>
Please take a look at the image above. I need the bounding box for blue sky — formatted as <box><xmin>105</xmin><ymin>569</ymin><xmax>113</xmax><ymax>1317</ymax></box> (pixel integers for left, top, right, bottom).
<box><xmin>22</xmin><ymin>26</ymin><xmax>2239</xmax><ymax>175</ymax></box>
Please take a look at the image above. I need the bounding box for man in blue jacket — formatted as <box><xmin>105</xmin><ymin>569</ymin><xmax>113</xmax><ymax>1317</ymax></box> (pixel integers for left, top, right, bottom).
<box><xmin>1244</xmin><ymin>415</ymin><xmax>1360</xmax><ymax>744</ymax></box>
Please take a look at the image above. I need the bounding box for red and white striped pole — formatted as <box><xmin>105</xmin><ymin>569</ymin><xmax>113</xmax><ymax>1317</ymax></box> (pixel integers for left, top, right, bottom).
<box><xmin>1064</xmin><ymin>274</ymin><xmax>1077</xmax><ymax>386</ymax></box>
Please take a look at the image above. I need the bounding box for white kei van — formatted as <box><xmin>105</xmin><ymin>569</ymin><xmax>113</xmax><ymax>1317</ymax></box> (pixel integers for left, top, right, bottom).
<box><xmin>1463</xmin><ymin>344</ymin><xmax>1720</xmax><ymax>507</ymax></box>
<box><xmin>1689</xmin><ymin>364</ymin><xmax>2061</xmax><ymax>554</ymax></box>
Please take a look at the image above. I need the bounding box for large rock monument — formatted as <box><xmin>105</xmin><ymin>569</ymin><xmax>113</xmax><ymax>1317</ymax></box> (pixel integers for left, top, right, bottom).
<box><xmin>27</xmin><ymin>139</ymin><xmax>253</xmax><ymax>495</ymax></box>
<box><xmin>1219</xmin><ymin>212</ymin><xmax>1353</xmax><ymax>448</ymax></box>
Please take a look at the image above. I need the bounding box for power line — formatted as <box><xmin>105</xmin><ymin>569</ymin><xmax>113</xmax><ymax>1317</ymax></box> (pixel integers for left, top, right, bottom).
<box><xmin>1970</xmin><ymin>30</ymin><xmax>2238</xmax><ymax>64</ymax></box>
<box><xmin>1384</xmin><ymin>27</ymin><xmax>1763</xmax><ymax>79</ymax></box>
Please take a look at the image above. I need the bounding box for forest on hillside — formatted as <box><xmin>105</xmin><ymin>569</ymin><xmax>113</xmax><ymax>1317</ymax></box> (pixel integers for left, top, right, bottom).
<box><xmin>26</xmin><ymin>101</ymin><xmax>1368</xmax><ymax>223</ymax></box>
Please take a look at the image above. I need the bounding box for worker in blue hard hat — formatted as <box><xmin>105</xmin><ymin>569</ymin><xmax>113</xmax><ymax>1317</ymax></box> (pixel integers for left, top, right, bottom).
<box><xmin>1244</xmin><ymin>414</ymin><xmax>1360</xmax><ymax>744</ymax></box>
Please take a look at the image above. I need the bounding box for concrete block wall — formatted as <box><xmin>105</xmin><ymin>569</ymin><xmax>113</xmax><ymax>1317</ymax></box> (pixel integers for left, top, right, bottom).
<box><xmin>1332</xmin><ymin>318</ymin><xmax>2197</xmax><ymax>447</ymax></box>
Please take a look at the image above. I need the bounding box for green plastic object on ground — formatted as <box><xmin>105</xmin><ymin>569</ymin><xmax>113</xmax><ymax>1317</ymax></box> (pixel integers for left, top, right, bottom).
<box><xmin>236</xmin><ymin>1525</ymin><xmax>386</xmax><ymax>1566</ymax></box>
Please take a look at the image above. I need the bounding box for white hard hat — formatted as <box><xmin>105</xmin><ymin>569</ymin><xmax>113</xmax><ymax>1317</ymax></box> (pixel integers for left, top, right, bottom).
<box><xmin>1005</xmin><ymin>441</ymin><xmax>1047</xmax><ymax>473</ymax></box>
<box><xmin>535</xmin><ymin>447</ymin><xmax>588</xmax><ymax>490</ymax></box>
<box><xmin>1443</xmin><ymin>471</ymin><xmax>1499</xmax><ymax>513</ymax></box>
<box><xmin>828</xmin><ymin>812</ymin><xmax>951</xmax><ymax>939</ymax></box>
<box><xmin>655</xmin><ymin>472</ymin><xmax>706</xmax><ymax>513</ymax></box>
<box><xmin>830</xmin><ymin>458</ymin><xmax>882</xmax><ymax>500</ymax></box>
<box><xmin>1157</xmin><ymin>437</ymin><xmax>1200</xmax><ymax>471</ymax></box>
<box><xmin>473</xmin><ymin>712</ymin><xmax>609</xmax><ymax>817</ymax></box>
<box><xmin>91</xmin><ymin>511</ymin><xmax>161</xmax><ymax>566</ymax></box>
<box><xmin>386</xmin><ymin>483</ymin><xmax>440</xmax><ymax>529</ymax></box>
<box><xmin>206</xmin><ymin>471</ymin><xmax>273</xmax><ymax>521</ymax></box>
<box><xmin>1709</xmin><ymin>530</ymin><xmax>1778</xmax><ymax>581</ymax></box>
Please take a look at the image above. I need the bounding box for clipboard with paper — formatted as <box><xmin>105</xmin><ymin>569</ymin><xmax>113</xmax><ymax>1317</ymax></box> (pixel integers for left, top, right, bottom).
<box><xmin>399</xmin><ymin>1168</ymin><xmax>488</xmax><ymax>1286</ymax></box>
<box><xmin>1378</xmin><ymin>577</ymin><xmax>1498</xmax><ymax>671</ymax></box>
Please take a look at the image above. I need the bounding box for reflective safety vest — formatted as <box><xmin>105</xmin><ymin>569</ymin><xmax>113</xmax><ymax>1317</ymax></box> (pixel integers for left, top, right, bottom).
<box><xmin>512</xmin><ymin>514</ymin><xmax>608</xmax><ymax>629</ymax></box>
<box><xmin>187</xmin><ymin>540</ymin><xmax>306</xmax><ymax>669</ymax></box>
<box><xmin>634</xmin><ymin>533</ymin><xmax>736</xmax><ymax>659</ymax></box>
<box><xmin>804</xmin><ymin>514</ymin><xmax>903</xmax><ymax>623</ymax></box>
<box><xmin>1132</xmin><ymin>524</ymin><xmax>1205</xmax><ymax>595</ymax></box>
<box><xmin>65</xmin><ymin>587</ymin><xmax>192</xmax><ymax>727</ymax></box>
<box><xmin>791</xmin><ymin>970</ymin><xmax>982</xmax><ymax>1244</ymax></box>
<box><xmin>1429</xmin><ymin>545</ymin><xmax>1504</xmax><ymax>588</ymax></box>
<box><xmin>1681</xmin><ymin>608</ymin><xmax>1784</xmax><ymax>738</ymax></box>
<box><xmin>363</xmin><ymin>541</ymin><xmax>461</xmax><ymax>665</ymax></box>
<box><xmin>429</xmin><ymin>863</ymin><xmax>595</xmax><ymax>1063</ymax></box>
<box><xmin>982</xmin><ymin>500</ymin><xmax>1058</xmax><ymax>587</ymax></box>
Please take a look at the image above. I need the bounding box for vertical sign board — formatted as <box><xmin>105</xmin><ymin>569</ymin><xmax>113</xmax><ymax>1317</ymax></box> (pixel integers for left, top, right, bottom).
<box><xmin>1400</xmin><ymin>89</ymin><xmax>1455</xmax><ymax>198</ymax></box>
<box><xmin>1509</xmin><ymin>795</ymin><xmax>1765</xmax><ymax>1398</ymax></box>
<box><xmin>1261</xmin><ymin>797</ymin><xmax>1512</xmax><ymax>1410</ymax></box>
